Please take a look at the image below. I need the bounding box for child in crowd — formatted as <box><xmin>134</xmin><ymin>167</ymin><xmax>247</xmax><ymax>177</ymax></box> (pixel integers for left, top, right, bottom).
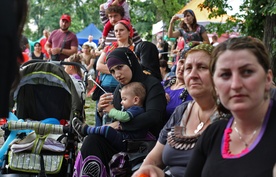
<box><xmin>64</xmin><ymin>54</ymin><xmax>86</xmax><ymax>99</ymax></box>
<box><xmin>79</xmin><ymin>44</ymin><xmax>96</xmax><ymax>91</ymax></box>
<box><xmin>99</xmin><ymin>0</ymin><xmax>130</xmax><ymax>49</ymax></box>
<box><xmin>72</xmin><ymin>82</ymin><xmax>146</xmax><ymax>147</ymax></box>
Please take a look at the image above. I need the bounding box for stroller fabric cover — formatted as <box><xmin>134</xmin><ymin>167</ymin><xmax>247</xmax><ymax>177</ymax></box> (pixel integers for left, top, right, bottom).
<box><xmin>12</xmin><ymin>62</ymin><xmax>84</xmax><ymax>121</ymax></box>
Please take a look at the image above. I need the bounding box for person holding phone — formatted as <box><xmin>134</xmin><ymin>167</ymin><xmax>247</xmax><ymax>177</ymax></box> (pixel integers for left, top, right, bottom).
<box><xmin>168</xmin><ymin>9</ymin><xmax>210</xmax><ymax>49</ymax></box>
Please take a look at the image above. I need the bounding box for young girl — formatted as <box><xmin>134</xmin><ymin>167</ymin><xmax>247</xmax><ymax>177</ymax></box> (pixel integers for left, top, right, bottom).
<box><xmin>64</xmin><ymin>54</ymin><xmax>85</xmax><ymax>99</ymax></box>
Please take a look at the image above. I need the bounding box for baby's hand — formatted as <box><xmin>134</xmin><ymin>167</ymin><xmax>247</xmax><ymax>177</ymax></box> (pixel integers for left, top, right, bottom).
<box><xmin>111</xmin><ymin>0</ymin><xmax>120</xmax><ymax>6</ymax></box>
<box><xmin>104</xmin><ymin>103</ymin><xmax>114</xmax><ymax>113</ymax></box>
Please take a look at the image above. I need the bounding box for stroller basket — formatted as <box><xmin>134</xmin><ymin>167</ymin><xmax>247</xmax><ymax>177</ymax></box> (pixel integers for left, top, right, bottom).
<box><xmin>3</xmin><ymin>121</ymin><xmax>68</xmax><ymax>175</ymax></box>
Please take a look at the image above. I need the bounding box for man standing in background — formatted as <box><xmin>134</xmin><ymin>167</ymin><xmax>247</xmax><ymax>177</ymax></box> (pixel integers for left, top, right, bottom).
<box><xmin>40</xmin><ymin>29</ymin><xmax>50</xmax><ymax>59</ymax></box>
<box><xmin>45</xmin><ymin>14</ymin><xmax>78</xmax><ymax>61</ymax></box>
<box><xmin>83</xmin><ymin>35</ymin><xmax>97</xmax><ymax>50</ymax></box>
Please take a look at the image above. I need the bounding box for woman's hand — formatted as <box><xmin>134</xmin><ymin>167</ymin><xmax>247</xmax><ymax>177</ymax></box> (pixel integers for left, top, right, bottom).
<box><xmin>108</xmin><ymin>121</ymin><xmax>121</xmax><ymax>130</ymax></box>
<box><xmin>170</xmin><ymin>15</ymin><xmax>180</xmax><ymax>24</ymax></box>
<box><xmin>98</xmin><ymin>93</ymin><xmax>113</xmax><ymax>113</ymax></box>
<box><xmin>132</xmin><ymin>165</ymin><xmax>165</xmax><ymax>177</ymax></box>
<box><xmin>165</xmin><ymin>93</ymin><xmax>170</xmax><ymax>103</ymax></box>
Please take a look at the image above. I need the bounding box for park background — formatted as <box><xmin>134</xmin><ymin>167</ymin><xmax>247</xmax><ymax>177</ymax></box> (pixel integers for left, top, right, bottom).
<box><xmin>25</xmin><ymin>0</ymin><xmax>276</xmax><ymax>81</ymax></box>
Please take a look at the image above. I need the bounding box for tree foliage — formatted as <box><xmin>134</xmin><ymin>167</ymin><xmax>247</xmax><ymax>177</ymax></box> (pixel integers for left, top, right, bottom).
<box><xmin>25</xmin><ymin>0</ymin><xmax>276</xmax><ymax>80</ymax></box>
<box><xmin>25</xmin><ymin>0</ymin><xmax>187</xmax><ymax>41</ymax></box>
<box><xmin>202</xmin><ymin>0</ymin><xmax>276</xmax><ymax>81</ymax></box>
<box><xmin>26</xmin><ymin>0</ymin><xmax>103</xmax><ymax>40</ymax></box>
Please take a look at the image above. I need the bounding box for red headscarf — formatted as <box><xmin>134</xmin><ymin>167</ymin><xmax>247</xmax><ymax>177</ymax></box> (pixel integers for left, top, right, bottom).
<box><xmin>116</xmin><ymin>19</ymin><xmax>134</xmax><ymax>38</ymax></box>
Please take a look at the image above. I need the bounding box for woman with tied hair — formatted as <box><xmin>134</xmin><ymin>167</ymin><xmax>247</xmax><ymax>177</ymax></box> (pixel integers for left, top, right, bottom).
<box><xmin>183</xmin><ymin>37</ymin><xmax>276</xmax><ymax>177</ymax></box>
<box><xmin>168</xmin><ymin>9</ymin><xmax>210</xmax><ymax>49</ymax></box>
<box><xmin>161</xmin><ymin>57</ymin><xmax>193</xmax><ymax>121</ymax></box>
<box><xmin>73</xmin><ymin>47</ymin><xmax>167</xmax><ymax>177</ymax></box>
<box><xmin>133</xmin><ymin>44</ymin><xmax>230</xmax><ymax>177</ymax></box>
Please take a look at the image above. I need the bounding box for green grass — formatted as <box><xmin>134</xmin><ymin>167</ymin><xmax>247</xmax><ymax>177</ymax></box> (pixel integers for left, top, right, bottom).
<box><xmin>84</xmin><ymin>96</ymin><xmax>96</xmax><ymax>126</ymax></box>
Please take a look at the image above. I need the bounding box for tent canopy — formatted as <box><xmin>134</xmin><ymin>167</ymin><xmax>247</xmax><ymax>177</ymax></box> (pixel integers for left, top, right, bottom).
<box><xmin>76</xmin><ymin>23</ymin><xmax>102</xmax><ymax>45</ymax></box>
<box><xmin>177</xmin><ymin>0</ymin><xmax>230</xmax><ymax>26</ymax></box>
<box><xmin>152</xmin><ymin>20</ymin><xmax>165</xmax><ymax>35</ymax></box>
<box><xmin>28</xmin><ymin>37</ymin><xmax>43</xmax><ymax>53</ymax></box>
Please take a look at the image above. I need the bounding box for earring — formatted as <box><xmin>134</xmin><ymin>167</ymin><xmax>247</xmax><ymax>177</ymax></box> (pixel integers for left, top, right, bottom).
<box><xmin>216</xmin><ymin>97</ymin><xmax>221</xmax><ymax>105</ymax></box>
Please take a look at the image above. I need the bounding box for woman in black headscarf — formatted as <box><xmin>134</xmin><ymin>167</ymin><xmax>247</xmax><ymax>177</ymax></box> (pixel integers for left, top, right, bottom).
<box><xmin>135</xmin><ymin>41</ymin><xmax>162</xmax><ymax>81</ymax></box>
<box><xmin>73</xmin><ymin>47</ymin><xmax>167</xmax><ymax>177</ymax></box>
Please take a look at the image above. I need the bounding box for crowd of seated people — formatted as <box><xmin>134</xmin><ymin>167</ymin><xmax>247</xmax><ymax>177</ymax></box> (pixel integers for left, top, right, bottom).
<box><xmin>3</xmin><ymin>2</ymin><xmax>276</xmax><ymax>177</ymax></box>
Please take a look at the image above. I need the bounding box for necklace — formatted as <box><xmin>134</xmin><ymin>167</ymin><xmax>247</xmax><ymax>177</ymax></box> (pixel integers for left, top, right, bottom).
<box><xmin>194</xmin><ymin>107</ymin><xmax>215</xmax><ymax>134</ymax></box>
<box><xmin>233</xmin><ymin>121</ymin><xmax>257</xmax><ymax>147</ymax></box>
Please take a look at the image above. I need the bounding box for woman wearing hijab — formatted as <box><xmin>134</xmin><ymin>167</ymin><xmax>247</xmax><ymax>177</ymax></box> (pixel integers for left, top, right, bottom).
<box><xmin>95</xmin><ymin>19</ymin><xmax>135</xmax><ymax>126</ymax></box>
<box><xmin>73</xmin><ymin>47</ymin><xmax>167</xmax><ymax>177</ymax></box>
<box><xmin>135</xmin><ymin>41</ymin><xmax>162</xmax><ymax>81</ymax></box>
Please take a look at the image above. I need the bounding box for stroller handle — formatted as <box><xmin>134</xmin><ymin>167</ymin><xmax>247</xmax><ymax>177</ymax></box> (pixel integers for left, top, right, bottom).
<box><xmin>21</xmin><ymin>60</ymin><xmax>88</xmax><ymax>73</ymax></box>
<box><xmin>21</xmin><ymin>59</ymin><xmax>89</xmax><ymax>88</ymax></box>
<box><xmin>7</xmin><ymin>121</ymin><xmax>65</xmax><ymax>135</ymax></box>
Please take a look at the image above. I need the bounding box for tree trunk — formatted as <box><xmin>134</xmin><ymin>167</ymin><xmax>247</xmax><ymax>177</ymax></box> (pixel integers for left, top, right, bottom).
<box><xmin>263</xmin><ymin>14</ymin><xmax>276</xmax><ymax>82</ymax></box>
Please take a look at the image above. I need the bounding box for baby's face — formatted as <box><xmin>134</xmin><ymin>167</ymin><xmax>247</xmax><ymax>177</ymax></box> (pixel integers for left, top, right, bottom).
<box><xmin>120</xmin><ymin>89</ymin><xmax>135</xmax><ymax>110</ymax></box>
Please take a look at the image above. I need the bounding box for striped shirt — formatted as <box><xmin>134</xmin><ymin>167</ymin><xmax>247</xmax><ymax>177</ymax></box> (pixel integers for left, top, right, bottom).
<box><xmin>100</xmin><ymin>10</ymin><xmax>142</xmax><ymax>46</ymax></box>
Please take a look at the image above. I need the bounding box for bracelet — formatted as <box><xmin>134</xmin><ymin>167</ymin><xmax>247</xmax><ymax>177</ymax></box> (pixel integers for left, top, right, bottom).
<box><xmin>188</xmin><ymin>42</ymin><xmax>193</xmax><ymax>47</ymax></box>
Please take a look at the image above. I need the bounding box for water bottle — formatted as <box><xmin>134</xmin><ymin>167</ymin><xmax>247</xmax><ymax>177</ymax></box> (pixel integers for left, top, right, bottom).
<box><xmin>102</xmin><ymin>113</ymin><xmax>113</xmax><ymax>125</ymax></box>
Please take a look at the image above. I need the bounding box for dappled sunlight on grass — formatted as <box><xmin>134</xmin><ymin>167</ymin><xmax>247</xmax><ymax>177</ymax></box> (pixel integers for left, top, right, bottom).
<box><xmin>84</xmin><ymin>96</ymin><xmax>96</xmax><ymax>126</ymax></box>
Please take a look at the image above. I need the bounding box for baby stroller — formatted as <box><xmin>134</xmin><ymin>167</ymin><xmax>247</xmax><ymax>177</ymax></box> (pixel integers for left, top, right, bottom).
<box><xmin>0</xmin><ymin>59</ymin><xmax>88</xmax><ymax>177</ymax></box>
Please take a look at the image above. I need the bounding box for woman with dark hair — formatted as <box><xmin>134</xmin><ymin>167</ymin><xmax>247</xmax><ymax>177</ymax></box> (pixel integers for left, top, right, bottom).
<box><xmin>161</xmin><ymin>58</ymin><xmax>193</xmax><ymax>121</ymax></box>
<box><xmin>31</xmin><ymin>42</ymin><xmax>44</xmax><ymax>59</ymax></box>
<box><xmin>168</xmin><ymin>9</ymin><xmax>210</xmax><ymax>49</ymax></box>
<box><xmin>73</xmin><ymin>47</ymin><xmax>167</xmax><ymax>177</ymax></box>
<box><xmin>159</xmin><ymin>59</ymin><xmax>171</xmax><ymax>81</ymax></box>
